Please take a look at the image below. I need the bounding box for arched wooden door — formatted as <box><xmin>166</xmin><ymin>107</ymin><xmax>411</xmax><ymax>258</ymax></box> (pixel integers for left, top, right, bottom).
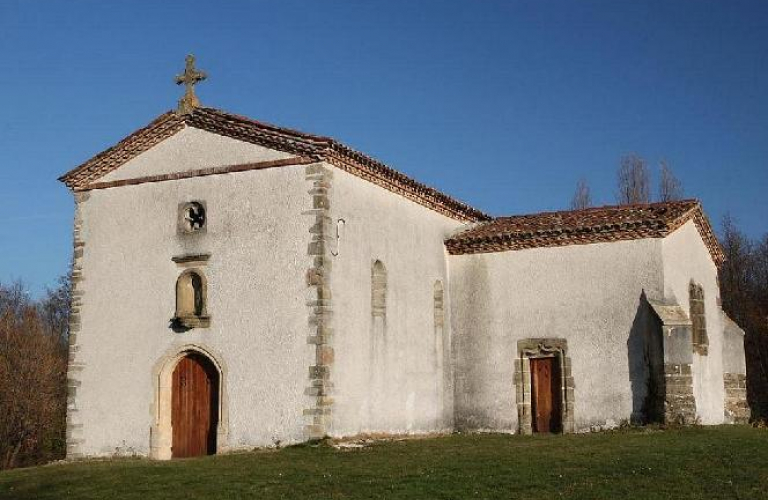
<box><xmin>171</xmin><ymin>353</ymin><xmax>219</xmax><ymax>458</ymax></box>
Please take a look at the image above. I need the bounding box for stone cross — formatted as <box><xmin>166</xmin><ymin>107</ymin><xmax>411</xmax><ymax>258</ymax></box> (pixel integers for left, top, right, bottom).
<box><xmin>175</xmin><ymin>54</ymin><xmax>207</xmax><ymax>115</ymax></box>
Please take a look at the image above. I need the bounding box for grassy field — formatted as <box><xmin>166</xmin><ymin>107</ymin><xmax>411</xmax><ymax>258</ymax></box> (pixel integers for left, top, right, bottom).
<box><xmin>1</xmin><ymin>426</ymin><xmax>767</xmax><ymax>500</ymax></box>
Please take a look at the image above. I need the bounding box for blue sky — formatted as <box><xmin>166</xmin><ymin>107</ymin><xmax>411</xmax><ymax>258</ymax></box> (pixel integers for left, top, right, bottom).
<box><xmin>1</xmin><ymin>1</ymin><xmax>766</xmax><ymax>295</ymax></box>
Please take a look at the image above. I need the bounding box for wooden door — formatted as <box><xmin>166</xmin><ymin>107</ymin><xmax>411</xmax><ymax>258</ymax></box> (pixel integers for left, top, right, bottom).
<box><xmin>172</xmin><ymin>353</ymin><xmax>219</xmax><ymax>458</ymax></box>
<box><xmin>531</xmin><ymin>357</ymin><xmax>562</xmax><ymax>433</ymax></box>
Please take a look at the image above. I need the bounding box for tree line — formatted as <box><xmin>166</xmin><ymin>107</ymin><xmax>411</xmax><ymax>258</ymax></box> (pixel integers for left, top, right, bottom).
<box><xmin>570</xmin><ymin>153</ymin><xmax>684</xmax><ymax>209</ymax></box>
<box><xmin>0</xmin><ymin>276</ymin><xmax>70</xmax><ymax>469</ymax></box>
<box><xmin>720</xmin><ymin>219</ymin><xmax>768</xmax><ymax>418</ymax></box>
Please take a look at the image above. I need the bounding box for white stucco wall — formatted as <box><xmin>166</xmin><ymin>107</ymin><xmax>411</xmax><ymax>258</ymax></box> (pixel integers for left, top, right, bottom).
<box><xmin>98</xmin><ymin>126</ymin><xmax>292</xmax><ymax>183</ymax></box>
<box><xmin>75</xmin><ymin>147</ymin><xmax>312</xmax><ymax>456</ymax></box>
<box><xmin>662</xmin><ymin>220</ymin><xmax>726</xmax><ymax>423</ymax></box>
<box><xmin>327</xmin><ymin>166</ymin><xmax>465</xmax><ymax>436</ymax></box>
<box><xmin>449</xmin><ymin>238</ymin><xmax>665</xmax><ymax>432</ymax></box>
<box><xmin>722</xmin><ymin>314</ymin><xmax>747</xmax><ymax>374</ymax></box>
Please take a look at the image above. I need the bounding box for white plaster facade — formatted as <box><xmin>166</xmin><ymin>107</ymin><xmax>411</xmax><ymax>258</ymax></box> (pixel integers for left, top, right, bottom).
<box><xmin>70</xmin><ymin>134</ymin><xmax>312</xmax><ymax>456</ymax></box>
<box><xmin>64</xmin><ymin>118</ymin><xmax>748</xmax><ymax>459</ymax></box>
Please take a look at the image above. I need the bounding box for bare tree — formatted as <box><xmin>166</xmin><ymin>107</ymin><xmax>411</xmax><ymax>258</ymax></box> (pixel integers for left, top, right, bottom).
<box><xmin>0</xmin><ymin>280</ymin><xmax>31</xmax><ymax>320</ymax></box>
<box><xmin>0</xmin><ymin>294</ymin><xmax>67</xmax><ymax>469</ymax></box>
<box><xmin>755</xmin><ymin>235</ymin><xmax>768</xmax><ymax>313</ymax></box>
<box><xmin>570</xmin><ymin>178</ymin><xmax>592</xmax><ymax>210</ymax></box>
<box><xmin>719</xmin><ymin>215</ymin><xmax>768</xmax><ymax>421</ymax></box>
<box><xmin>0</xmin><ymin>280</ymin><xmax>69</xmax><ymax>470</ymax></box>
<box><xmin>616</xmin><ymin>154</ymin><xmax>650</xmax><ymax>205</ymax></box>
<box><xmin>720</xmin><ymin>215</ymin><xmax>753</xmax><ymax>319</ymax></box>
<box><xmin>659</xmin><ymin>160</ymin><xmax>684</xmax><ymax>202</ymax></box>
<box><xmin>38</xmin><ymin>273</ymin><xmax>72</xmax><ymax>345</ymax></box>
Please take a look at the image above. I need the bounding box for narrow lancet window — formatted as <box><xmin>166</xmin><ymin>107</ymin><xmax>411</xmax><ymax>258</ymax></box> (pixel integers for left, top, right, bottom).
<box><xmin>689</xmin><ymin>281</ymin><xmax>708</xmax><ymax>355</ymax></box>
<box><xmin>433</xmin><ymin>280</ymin><xmax>444</xmax><ymax>328</ymax></box>
<box><xmin>371</xmin><ymin>260</ymin><xmax>387</xmax><ymax>319</ymax></box>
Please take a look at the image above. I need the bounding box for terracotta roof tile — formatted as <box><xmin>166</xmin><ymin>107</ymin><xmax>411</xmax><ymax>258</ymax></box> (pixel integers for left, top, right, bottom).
<box><xmin>60</xmin><ymin>107</ymin><xmax>488</xmax><ymax>223</ymax></box>
<box><xmin>445</xmin><ymin>200</ymin><xmax>724</xmax><ymax>264</ymax></box>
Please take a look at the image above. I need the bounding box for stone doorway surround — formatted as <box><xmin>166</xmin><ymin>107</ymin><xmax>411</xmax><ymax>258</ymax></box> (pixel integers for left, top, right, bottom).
<box><xmin>150</xmin><ymin>343</ymin><xmax>229</xmax><ymax>460</ymax></box>
<box><xmin>514</xmin><ymin>338</ymin><xmax>575</xmax><ymax>435</ymax></box>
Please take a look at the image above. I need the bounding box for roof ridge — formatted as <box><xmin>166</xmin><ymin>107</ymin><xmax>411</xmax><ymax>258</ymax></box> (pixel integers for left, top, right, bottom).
<box><xmin>192</xmin><ymin>107</ymin><xmax>335</xmax><ymax>144</ymax></box>
<box><xmin>191</xmin><ymin>109</ymin><xmax>487</xmax><ymax>220</ymax></box>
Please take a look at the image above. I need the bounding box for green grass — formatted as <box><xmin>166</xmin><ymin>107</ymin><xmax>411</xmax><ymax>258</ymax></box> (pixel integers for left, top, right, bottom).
<box><xmin>1</xmin><ymin>426</ymin><xmax>767</xmax><ymax>500</ymax></box>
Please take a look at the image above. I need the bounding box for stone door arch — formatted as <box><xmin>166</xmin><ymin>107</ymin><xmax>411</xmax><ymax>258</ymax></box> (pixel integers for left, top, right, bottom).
<box><xmin>150</xmin><ymin>344</ymin><xmax>228</xmax><ymax>460</ymax></box>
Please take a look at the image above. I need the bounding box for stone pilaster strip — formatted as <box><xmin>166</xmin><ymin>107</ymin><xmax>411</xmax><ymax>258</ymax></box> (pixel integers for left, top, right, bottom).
<box><xmin>66</xmin><ymin>191</ymin><xmax>89</xmax><ymax>459</ymax></box>
<box><xmin>303</xmin><ymin>163</ymin><xmax>334</xmax><ymax>439</ymax></box>
<box><xmin>515</xmin><ymin>357</ymin><xmax>532</xmax><ymax>435</ymax></box>
<box><xmin>561</xmin><ymin>355</ymin><xmax>576</xmax><ymax>433</ymax></box>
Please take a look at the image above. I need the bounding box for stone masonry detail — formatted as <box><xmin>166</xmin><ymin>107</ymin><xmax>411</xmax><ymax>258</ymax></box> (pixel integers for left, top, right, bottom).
<box><xmin>303</xmin><ymin>163</ymin><xmax>334</xmax><ymax>439</ymax></box>
<box><xmin>646</xmin><ymin>297</ymin><xmax>698</xmax><ymax>426</ymax></box>
<box><xmin>663</xmin><ymin>363</ymin><xmax>696</xmax><ymax>424</ymax></box>
<box><xmin>723</xmin><ymin>373</ymin><xmax>749</xmax><ymax>424</ymax></box>
<box><xmin>66</xmin><ymin>192</ymin><xmax>89</xmax><ymax>459</ymax></box>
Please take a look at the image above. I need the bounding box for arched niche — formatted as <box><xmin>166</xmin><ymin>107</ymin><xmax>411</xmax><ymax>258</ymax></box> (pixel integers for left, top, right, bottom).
<box><xmin>173</xmin><ymin>269</ymin><xmax>210</xmax><ymax>329</ymax></box>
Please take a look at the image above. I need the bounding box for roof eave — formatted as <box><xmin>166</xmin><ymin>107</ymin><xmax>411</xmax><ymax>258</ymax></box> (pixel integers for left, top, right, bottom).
<box><xmin>445</xmin><ymin>200</ymin><xmax>726</xmax><ymax>265</ymax></box>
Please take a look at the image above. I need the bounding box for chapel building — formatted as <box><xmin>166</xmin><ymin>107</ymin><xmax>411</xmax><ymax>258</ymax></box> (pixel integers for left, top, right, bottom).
<box><xmin>60</xmin><ymin>58</ymin><xmax>749</xmax><ymax>459</ymax></box>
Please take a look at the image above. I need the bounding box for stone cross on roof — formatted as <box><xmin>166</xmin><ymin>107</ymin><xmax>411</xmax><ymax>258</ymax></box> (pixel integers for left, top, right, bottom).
<box><xmin>175</xmin><ymin>54</ymin><xmax>207</xmax><ymax>115</ymax></box>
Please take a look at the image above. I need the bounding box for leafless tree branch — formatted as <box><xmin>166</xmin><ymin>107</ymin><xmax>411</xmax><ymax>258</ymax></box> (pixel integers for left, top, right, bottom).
<box><xmin>570</xmin><ymin>178</ymin><xmax>593</xmax><ymax>210</ymax></box>
<box><xmin>616</xmin><ymin>153</ymin><xmax>650</xmax><ymax>205</ymax></box>
<box><xmin>659</xmin><ymin>159</ymin><xmax>684</xmax><ymax>202</ymax></box>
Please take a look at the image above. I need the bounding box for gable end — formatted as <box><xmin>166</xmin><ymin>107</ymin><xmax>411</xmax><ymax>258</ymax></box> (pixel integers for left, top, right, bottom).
<box><xmin>60</xmin><ymin>107</ymin><xmax>488</xmax><ymax>223</ymax></box>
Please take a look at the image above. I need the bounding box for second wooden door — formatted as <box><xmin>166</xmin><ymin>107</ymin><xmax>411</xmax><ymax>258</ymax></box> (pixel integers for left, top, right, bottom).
<box><xmin>531</xmin><ymin>357</ymin><xmax>562</xmax><ymax>433</ymax></box>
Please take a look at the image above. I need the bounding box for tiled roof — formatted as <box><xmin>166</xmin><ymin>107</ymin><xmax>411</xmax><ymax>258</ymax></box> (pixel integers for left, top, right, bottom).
<box><xmin>445</xmin><ymin>200</ymin><xmax>724</xmax><ymax>264</ymax></box>
<box><xmin>59</xmin><ymin>108</ymin><xmax>489</xmax><ymax>223</ymax></box>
